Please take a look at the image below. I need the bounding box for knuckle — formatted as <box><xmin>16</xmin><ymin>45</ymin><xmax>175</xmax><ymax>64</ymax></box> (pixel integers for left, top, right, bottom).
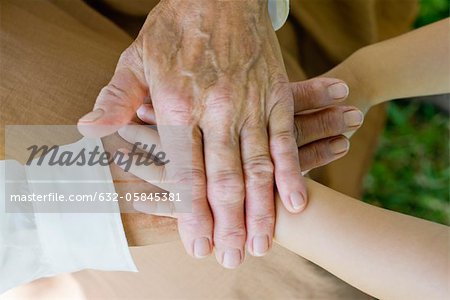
<box><xmin>269</xmin><ymin>97</ymin><xmax>294</xmax><ymax>121</ymax></box>
<box><xmin>179</xmin><ymin>213</ymin><xmax>212</xmax><ymax>231</ymax></box>
<box><xmin>207</xmin><ymin>94</ymin><xmax>233</xmax><ymax>108</ymax></box>
<box><xmin>215</xmin><ymin>225</ymin><xmax>246</xmax><ymax>242</ymax></box>
<box><xmin>307</xmin><ymin>79</ymin><xmax>325</xmax><ymax>96</ymax></box>
<box><xmin>247</xmin><ymin>213</ymin><xmax>275</xmax><ymax>229</ymax></box>
<box><xmin>242</xmin><ymin>111</ymin><xmax>265</xmax><ymax>128</ymax></box>
<box><xmin>271</xmin><ymin>129</ymin><xmax>295</xmax><ymax>152</ymax></box>
<box><xmin>204</xmin><ymin>100</ymin><xmax>235</xmax><ymax>123</ymax></box>
<box><xmin>295</xmin><ymin>81</ymin><xmax>318</xmax><ymax>101</ymax></box>
<box><xmin>210</xmin><ymin>170</ymin><xmax>244</xmax><ymax>196</ymax></box>
<box><xmin>190</xmin><ymin>168</ymin><xmax>207</xmax><ymax>183</ymax></box>
<box><xmin>318</xmin><ymin>110</ymin><xmax>343</xmax><ymax>136</ymax></box>
<box><xmin>243</xmin><ymin>155</ymin><xmax>274</xmax><ymax>182</ymax></box>
<box><xmin>171</xmin><ymin>167</ymin><xmax>206</xmax><ymax>187</ymax></box>
<box><xmin>270</xmin><ymin>70</ymin><xmax>289</xmax><ymax>86</ymax></box>
<box><xmin>99</xmin><ymin>85</ymin><xmax>136</xmax><ymax>117</ymax></box>
<box><xmin>204</xmin><ymin>127</ymin><xmax>236</xmax><ymax>146</ymax></box>
<box><xmin>292</xmin><ymin>80</ymin><xmax>325</xmax><ymax>109</ymax></box>
<box><xmin>305</xmin><ymin>143</ymin><xmax>330</xmax><ymax>166</ymax></box>
<box><xmin>101</xmin><ymin>83</ymin><xmax>129</xmax><ymax>102</ymax></box>
<box><xmin>271</xmin><ymin>82</ymin><xmax>293</xmax><ymax>105</ymax></box>
<box><xmin>312</xmin><ymin>145</ymin><xmax>328</xmax><ymax>165</ymax></box>
<box><xmin>292</xmin><ymin>83</ymin><xmax>308</xmax><ymax>103</ymax></box>
<box><xmin>118</xmin><ymin>43</ymin><xmax>142</xmax><ymax>68</ymax></box>
<box><xmin>159</xmin><ymin>100</ymin><xmax>192</xmax><ymax>124</ymax></box>
<box><xmin>205</xmin><ymin>84</ymin><xmax>234</xmax><ymax>110</ymax></box>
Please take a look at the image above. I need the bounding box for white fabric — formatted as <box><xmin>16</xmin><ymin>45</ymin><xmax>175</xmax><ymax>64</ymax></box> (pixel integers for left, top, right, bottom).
<box><xmin>0</xmin><ymin>138</ymin><xmax>136</xmax><ymax>294</ymax></box>
<box><xmin>268</xmin><ymin>0</ymin><xmax>290</xmax><ymax>31</ymax></box>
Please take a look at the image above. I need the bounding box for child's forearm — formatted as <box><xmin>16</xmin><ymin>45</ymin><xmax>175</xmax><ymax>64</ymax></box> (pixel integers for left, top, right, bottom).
<box><xmin>274</xmin><ymin>179</ymin><xmax>449</xmax><ymax>300</ymax></box>
<box><xmin>325</xmin><ymin>19</ymin><xmax>450</xmax><ymax>111</ymax></box>
<box><xmin>307</xmin><ymin>19</ymin><xmax>450</xmax><ymax>298</ymax></box>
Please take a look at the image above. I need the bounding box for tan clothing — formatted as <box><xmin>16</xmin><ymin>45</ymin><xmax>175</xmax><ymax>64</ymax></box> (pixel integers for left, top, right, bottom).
<box><xmin>0</xmin><ymin>0</ymin><xmax>417</xmax><ymax>298</ymax></box>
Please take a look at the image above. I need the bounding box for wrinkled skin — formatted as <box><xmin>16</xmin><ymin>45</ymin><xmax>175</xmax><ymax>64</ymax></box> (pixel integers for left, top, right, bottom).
<box><xmin>142</xmin><ymin>0</ymin><xmax>305</xmax><ymax>268</ymax></box>
<box><xmin>79</xmin><ymin>0</ymin><xmax>307</xmax><ymax>268</ymax></box>
<box><xmin>105</xmin><ymin>78</ymin><xmax>363</xmax><ymax>250</ymax></box>
<box><xmin>79</xmin><ymin>0</ymin><xmax>362</xmax><ymax>268</ymax></box>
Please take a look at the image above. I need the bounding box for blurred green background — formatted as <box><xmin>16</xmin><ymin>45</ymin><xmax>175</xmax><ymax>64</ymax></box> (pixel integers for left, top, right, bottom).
<box><xmin>362</xmin><ymin>0</ymin><xmax>450</xmax><ymax>225</ymax></box>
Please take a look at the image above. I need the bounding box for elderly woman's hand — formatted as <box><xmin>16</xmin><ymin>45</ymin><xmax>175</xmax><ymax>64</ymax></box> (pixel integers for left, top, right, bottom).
<box><xmin>78</xmin><ymin>0</ymin><xmax>354</xmax><ymax>268</ymax></box>
<box><xmin>110</xmin><ymin>77</ymin><xmax>363</xmax><ymax>252</ymax></box>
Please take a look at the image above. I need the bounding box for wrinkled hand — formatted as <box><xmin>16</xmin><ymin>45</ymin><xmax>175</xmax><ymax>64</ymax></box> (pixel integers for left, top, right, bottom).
<box><xmin>78</xmin><ymin>0</ymin><xmax>307</xmax><ymax>268</ymax></box>
<box><xmin>109</xmin><ymin>77</ymin><xmax>363</xmax><ymax>248</ymax></box>
<box><xmin>138</xmin><ymin>77</ymin><xmax>363</xmax><ymax>173</ymax></box>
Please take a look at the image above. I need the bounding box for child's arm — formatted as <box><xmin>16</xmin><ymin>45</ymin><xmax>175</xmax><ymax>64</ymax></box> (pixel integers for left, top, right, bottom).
<box><xmin>274</xmin><ymin>179</ymin><xmax>449</xmax><ymax>300</ymax></box>
<box><xmin>122</xmin><ymin>141</ymin><xmax>449</xmax><ymax>299</ymax></box>
<box><xmin>324</xmin><ymin>18</ymin><xmax>450</xmax><ymax>112</ymax></box>
<box><xmin>289</xmin><ymin>19</ymin><xmax>450</xmax><ymax>299</ymax></box>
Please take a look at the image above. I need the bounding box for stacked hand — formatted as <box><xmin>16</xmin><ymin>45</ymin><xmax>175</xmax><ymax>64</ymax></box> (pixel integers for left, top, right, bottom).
<box><xmin>79</xmin><ymin>0</ymin><xmax>362</xmax><ymax>268</ymax></box>
<box><xmin>102</xmin><ymin>77</ymin><xmax>363</xmax><ymax>252</ymax></box>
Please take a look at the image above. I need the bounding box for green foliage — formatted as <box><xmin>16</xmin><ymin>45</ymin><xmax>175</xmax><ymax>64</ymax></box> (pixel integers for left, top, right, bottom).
<box><xmin>363</xmin><ymin>101</ymin><xmax>450</xmax><ymax>225</ymax></box>
<box><xmin>415</xmin><ymin>0</ymin><xmax>449</xmax><ymax>27</ymax></box>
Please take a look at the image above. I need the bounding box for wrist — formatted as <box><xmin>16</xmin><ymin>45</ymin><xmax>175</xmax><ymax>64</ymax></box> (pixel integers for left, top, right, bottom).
<box><xmin>323</xmin><ymin>49</ymin><xmax>378</xmax><ymax>114</ymax></box>
<box><xmin>159</xmin><ymin>0</ymin><xmax>268</xmax><ymax>15</ymax></box>
<box><xmin>349</xmin><ymin>47</ymin><xmax>385</xmax><ymax>107</ymax></box>
<box><xmin>158</xmin><ymin>0</ymin><xmax>270</xmax><ymax>27</ymax></box>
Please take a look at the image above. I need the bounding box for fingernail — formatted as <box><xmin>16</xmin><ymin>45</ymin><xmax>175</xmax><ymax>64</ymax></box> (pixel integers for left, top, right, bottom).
<box><xmin>329</xmin><ymin>137</ymin><xmax>349</xmax><ymax>154</ymax></box>
<box><xmin>137</xmin><ymin>105</ymin><xmax>148</xmax><ymax>118</ymax></box>
<box><xmin>222</xmin><ymin>249</ymin><xmax>242</xmax><ymax>269</ymax></box>
<box><xmin>328</xmin><ymin>82</ymin><xmax>349</xmax><ymax>100</ymax></box>
<box><xmin>252</xmin><ymin>235</ymin><xmax>269</xmax><ymax>256</ymax></box>
<box><xmin>79</xmin><ymin>109</ymin><xmax>104</xmax><ymax>123</ymax></box>
<box><xmin>344</xmin><ymin>110</ymin><xmax>364</xmax><ymax>127</ymax></box>
<box><xmin>193</xmin><ymin>237</ymin><xmax>211</xmax><ymax>258</ymax></box>
<box><xmin>290</xmin><ymin>192</ymin><xmax>306</xmax><ymax>211</ymax></box>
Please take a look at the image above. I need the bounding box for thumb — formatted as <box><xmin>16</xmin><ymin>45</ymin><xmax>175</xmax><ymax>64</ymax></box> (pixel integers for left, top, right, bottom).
<box><xmin>78</xmin><ymin>45</ymin><xmax>148</xmax><ymax>137</ymax></box>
